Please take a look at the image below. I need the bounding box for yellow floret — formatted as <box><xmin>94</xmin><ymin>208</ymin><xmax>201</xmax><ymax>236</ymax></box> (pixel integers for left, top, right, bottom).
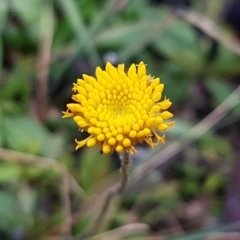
<box><xmin>62</xmin><ymin>62</ymin><xmax>174</xmax><ymax>154</ymax></box>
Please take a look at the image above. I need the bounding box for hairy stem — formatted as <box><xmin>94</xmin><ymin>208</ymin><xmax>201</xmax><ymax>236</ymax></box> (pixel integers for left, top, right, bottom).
<box><xmin>90</xmin><ymin>150</ymin><xmax>131</xmax><ymax>235</ymax></box>
<box><xmin>119</xmin><ymin>150</ymin><xmax>130</xmax><ymax>193</ymax></box>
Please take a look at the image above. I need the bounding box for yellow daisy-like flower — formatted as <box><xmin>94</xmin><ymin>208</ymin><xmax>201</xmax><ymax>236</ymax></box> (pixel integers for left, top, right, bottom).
<box><xmin>63</xmin><ymin>62</ymin><xmax>174</xmax><ymax>154</ymax></box>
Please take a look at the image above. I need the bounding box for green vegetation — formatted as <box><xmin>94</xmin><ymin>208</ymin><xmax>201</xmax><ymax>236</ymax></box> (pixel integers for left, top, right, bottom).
<box><xmin>0</xmin><ymin>0</ymin><xmax>240</xmax><ymax>239</ymax></box>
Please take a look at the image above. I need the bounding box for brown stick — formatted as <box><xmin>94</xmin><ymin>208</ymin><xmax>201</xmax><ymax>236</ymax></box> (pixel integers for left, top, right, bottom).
<box><xmin>34</xmin><ymin>2</ymin><xmax>54</xmax><ymax>121</ymax></box>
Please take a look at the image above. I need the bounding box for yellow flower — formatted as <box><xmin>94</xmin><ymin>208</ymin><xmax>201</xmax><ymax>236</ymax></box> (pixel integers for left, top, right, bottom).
<box><xmin>63</xmin><ymin>62</ymin><xmax>174</xmax><ymax>154</ymax></box>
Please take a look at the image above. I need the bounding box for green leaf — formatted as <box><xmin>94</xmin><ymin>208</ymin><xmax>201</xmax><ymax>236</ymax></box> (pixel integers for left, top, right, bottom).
<box><xmin>89</xmin><ymin>0</ymin><xmax>119</xmax><ymax>35</ymax></box>
<box><xmin>154</xmin><ymin>20</ymin><xmax>205</xmax><ymax>73</ymax></box>
<box><xmin>96</xmin><ymin>17</ymin><xmax>167</xmax><ymax>49</ymax></box>
<box><xmin>0</xmin><ymin>57</ymin><xmax>34</xmax><ymax>101</ymax></box>
<box><xmin>206</xmin><ymin>78</ymin><xmax>234</xmax><ymax>105</ymax></box>
<box><xmin>181</xmin><ymin>179</ymin><xmax>200</xmax><ymax>199</ymax></box>
<box><xmin>95</xmin><ymin>6</ymin><xmax>168</xmax><ymax>56</ymax></box>
<box><xmin>18</xmin><ymin>183</ymin><xmax>37</xmax><ymax>216</ymax></box>
<box><xmin>203</xmin><ymin>173</ymin><xmax>225</xmax><ymax>193</ymax></box>
<box><xmin>168</xmin><ymin>118</ymin><xmax>194</xmax><ymax>138</ymax></box>
<box><xmin>0</xmin><ymin>163</ymin><xmax>21</xmax><ymax>183</ymax></box>
<box><xmin>3</xmin><ymin>115</ymin><xmax>47</xmax><ymax>155</ymax></box>
<box><xmin>0</xmin><ymin>191</ymin><xmax>34</xmax><ymax>231</ymax></box>
<box><xmin>150</xmin><ymin>63</ymin><xmax>192</xmax><ymax>103</ymax></box>
<box><xmin>199</xmin><ymin>133</ymin><xmax>234</xmax><ymax>160</ymax></box>
<box><xmin>41</xmin><ymin>132</ymin><xmax>64</xmax><ymax>158</ymax></box>
<box><xmin>11</xmin><ymin>0</ymin><xmax>43</xmax><ymax>39</ymax></box>
<box><xmin>207</xmin><ymin>46</ymin><xmax>240</xmax><ymax>75</ymax></box>
<box><xmin>79</xmin><ymin>147</ymin><xmax>111</xmax><ymax>191</ymax></box>
<box><xmin>0</xmin><ymin>0</ymin><xmax>7</xmax><ymax>30</ymax></box>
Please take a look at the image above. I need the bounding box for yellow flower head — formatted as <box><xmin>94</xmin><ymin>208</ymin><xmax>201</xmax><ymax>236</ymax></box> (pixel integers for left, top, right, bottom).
<box><xmin>63</xmin><ymin>62</ymin><xmax>174</xmax><ymax>154</ymax></box>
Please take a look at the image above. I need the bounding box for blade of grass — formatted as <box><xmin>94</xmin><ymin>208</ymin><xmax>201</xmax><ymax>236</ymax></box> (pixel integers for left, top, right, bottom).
<box><xmin>95</xmin><ymin>20</ymin><xmax>171</xmax><ymax>46</ymax></box>
<box><xmin>89</xmin><ymin>0</ymin><xmax>121</xmax><ymax>35</ymax></box>
<box><xmin>94</xmin><ymin>6</ymin><xmax>174</xmax><ymax>50</ymax></box>
<box><xmin>57</xmin><ymin>0</ymin><xmax>100</xmax><ymax>66</ymax></box>
<box><xmin>10</xmin><ymin>0</ymin><xmax>43</xmax><ymax>33</ymax></box>
<box><xmin>118</xmin><ymin>14</ymin><xmax>177</xmax><ymax>61</ymax></box>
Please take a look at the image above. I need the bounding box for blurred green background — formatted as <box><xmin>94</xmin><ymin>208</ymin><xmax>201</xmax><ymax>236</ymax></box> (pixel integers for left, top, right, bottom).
<box><xmin>0</xmin><ymin>0</ymin><xmax>240</xmax><ymax>239</ymax></box>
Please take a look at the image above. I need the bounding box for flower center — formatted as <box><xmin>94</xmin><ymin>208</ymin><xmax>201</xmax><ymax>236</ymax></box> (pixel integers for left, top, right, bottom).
<box><xmin>103</xmin><ymin>94</ymin><xmax>144</xmax><ymax>124</ymax></box>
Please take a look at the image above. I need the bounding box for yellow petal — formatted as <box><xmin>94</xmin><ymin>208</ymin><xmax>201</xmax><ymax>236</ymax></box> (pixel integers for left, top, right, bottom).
<box><xmin>75</xmin><ymin>136</ymin><xmax>91</xmax><ymax>150</ymax></box>
<box><xmin>153</xmin><ymin>83</ymin><xmax>164</xmax><ymax>93</ymax></box>
<box><xmin>137</xmin><ymin>62</ymin><xmax>146</xmax><ymax>79</ymax></box>
<box><xmin>117</xmin><ymin>64</ymin><xmax>125</xmax><ymax>73</ymax></box>
<box><xmin>159</xmin><ymin>99</ymin><xmax>172</xmax><ymax>110</ymax></box>
<box><xmin>160</xmin><ymin>111</ymin><xmax>173</xmax><ymax>119</ymax></box>
<box><xmin>128</xmin><ymin>64</ymin><xmax>137</xmax><ymax>81</ymax></box>
<box><xmin>67</xmin><ymin>103</ymin><xmax>81</xmax><ymax>113</ymax></box>
<box><xmin>106</xmin><ymin>62</ymin><xmax>118</xmax><ymax>79</ymax></box>
<box><xmin>158</xmin><ymin>123</ymin><xmax>169</xmax><ymax>131</ymax></box>
<box><xmin>152</xmin><ymin>92</ymin><xmax>161</xmax><ymax>102</ymax></box>
<box><xmin>87</xmin><ymin>137</ymin><xmax>97</xmax><ymax>147</ymax></box>
<box><xmin>150</xmin><ymin>78</ymin><xmax>160</xmax><ymax>88</ymax></box>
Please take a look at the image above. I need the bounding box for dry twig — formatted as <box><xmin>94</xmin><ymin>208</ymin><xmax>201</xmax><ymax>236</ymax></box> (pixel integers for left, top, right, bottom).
<box><xmin>34</xmin><ymin>2</ymin><xmax>54</xmax><ymax>121</ymax></box>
